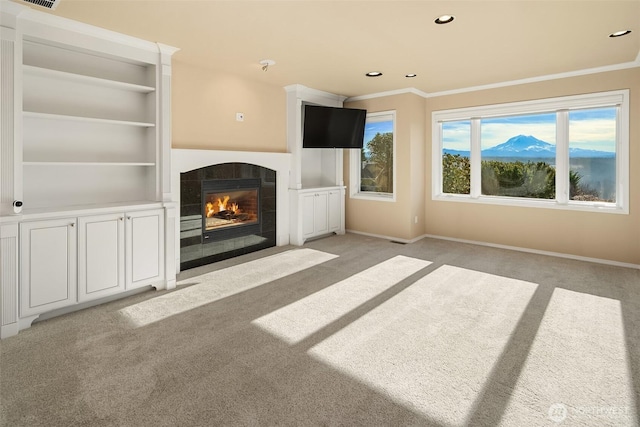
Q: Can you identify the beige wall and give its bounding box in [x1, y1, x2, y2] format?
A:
[346, 68, 639, 265]
[344, 93, 426, 241]
[425, 68, 640, 265]
[171, 61, 287, 152]
[170, 59, 638, 264]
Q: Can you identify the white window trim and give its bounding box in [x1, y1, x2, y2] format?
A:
[432, 90, 629, 214]
[350, 110, 397, 202]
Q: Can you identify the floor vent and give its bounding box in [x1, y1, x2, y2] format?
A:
[22, 0, 60, 9]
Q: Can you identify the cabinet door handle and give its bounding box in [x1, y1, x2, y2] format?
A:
[127, 216, 132, 220]
[69, 223, 75, 227]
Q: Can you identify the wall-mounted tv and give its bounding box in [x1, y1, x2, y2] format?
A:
[302, 104, 367, 149]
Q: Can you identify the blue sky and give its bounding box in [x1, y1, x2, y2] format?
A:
[364, 120, 393, 144]
[363, 119, 393, 155]
[442, 107, 616, 152]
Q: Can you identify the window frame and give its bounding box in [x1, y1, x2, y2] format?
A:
[432, 90, 629, 214]
[350, 110, 397, 202]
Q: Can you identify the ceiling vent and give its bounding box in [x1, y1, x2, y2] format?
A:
[22, 0, 60, 9]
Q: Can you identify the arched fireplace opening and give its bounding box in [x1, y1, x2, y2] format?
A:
[180, 163, 276, 270]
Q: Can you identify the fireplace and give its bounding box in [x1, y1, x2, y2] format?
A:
[202, 178, 261, 241]
[178, 161, 280, 271]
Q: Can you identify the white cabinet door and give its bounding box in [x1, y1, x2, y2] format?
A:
[20, 218, 77, 317]
[301, 191, 331, 238]
[77, 213, 125, 302]
[327, 190, 341, 232]
[314, 191, 329, 235]
[301, 193, 316, 237]
[292, 186, 345, 245]
[126, 209, 164, 289]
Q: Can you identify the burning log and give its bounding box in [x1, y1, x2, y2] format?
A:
[213, 210, 233, 220]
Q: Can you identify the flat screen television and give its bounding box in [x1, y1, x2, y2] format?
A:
[302, 105, 366, 149]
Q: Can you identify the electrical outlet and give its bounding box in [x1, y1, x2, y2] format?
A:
[236, 112, 244, 122]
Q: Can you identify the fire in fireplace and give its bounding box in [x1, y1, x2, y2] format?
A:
[204, 189, 259, 231]
[202, 178, 261, 241]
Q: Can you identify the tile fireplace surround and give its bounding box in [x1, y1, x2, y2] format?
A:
[172, 149, 291, 272]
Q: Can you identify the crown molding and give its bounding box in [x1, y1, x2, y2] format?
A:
[346, 87, 428, 102]
[284, 84, 347, 103]
[346, 58, 640, 102]
[426, 60, 640, 98]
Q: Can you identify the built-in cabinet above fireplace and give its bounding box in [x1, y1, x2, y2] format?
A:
[0, 2, 177, 338]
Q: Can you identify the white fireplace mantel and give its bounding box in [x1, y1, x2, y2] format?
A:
[172, 148, 292, 272]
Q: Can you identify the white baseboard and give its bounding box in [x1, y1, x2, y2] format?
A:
[165, 278, 177, 290]
[345, 229, 640, 269]
[0, 322, 19, 339]
[422, 233, 640, 270]
[345, 229, 425, 244]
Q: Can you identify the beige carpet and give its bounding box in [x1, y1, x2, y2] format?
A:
[120, 248, 337, 327]
[1, 233, 639, 426]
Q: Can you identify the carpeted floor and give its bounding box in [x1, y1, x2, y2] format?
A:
[1, 233, 639, 426]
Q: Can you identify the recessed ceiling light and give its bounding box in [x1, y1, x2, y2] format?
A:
[405, 73, 417, 78]
[365, 71, 383, 77]
[609, 29, 632, 38]
[435, 15, 454, 24]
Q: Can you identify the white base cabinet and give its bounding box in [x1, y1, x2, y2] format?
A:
[126, 209, 165, 290]
[302, 191, 328, 237]
[327, 190, 342, 233]
[291, 186, 345, 245]
[20, 218, 77, 317]
[20, 208, 165, 321]
[78, 213, 125, 303]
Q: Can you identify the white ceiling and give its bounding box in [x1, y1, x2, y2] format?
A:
[36, 0, 640, 98]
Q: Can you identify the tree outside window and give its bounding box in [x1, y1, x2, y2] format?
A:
[353, 111, 395, 198]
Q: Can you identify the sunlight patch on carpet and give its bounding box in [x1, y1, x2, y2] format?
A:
[251, 255, 431, 344]
[498, 288, 636, 426]
[118, 248, 338, 328]
[308, 264, 538, 426]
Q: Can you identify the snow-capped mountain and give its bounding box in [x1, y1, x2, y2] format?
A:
[483, 135, 555, 157]
[443, 134, 614, 158]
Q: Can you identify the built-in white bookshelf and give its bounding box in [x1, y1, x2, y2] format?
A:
[0, 1, 178, 339]
[21, 39, 159, 211]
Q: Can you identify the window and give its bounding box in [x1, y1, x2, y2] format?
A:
[350, 111, 396, 201]
[569, 107, 617, 202]
[442, 120, 471, 195]
[480, 112, 557, 199]
[433, 90, 629, 213]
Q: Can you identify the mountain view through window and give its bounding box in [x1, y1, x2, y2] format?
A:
[442, 107, 616, 202]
